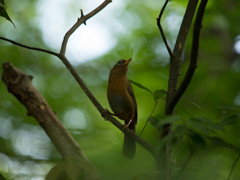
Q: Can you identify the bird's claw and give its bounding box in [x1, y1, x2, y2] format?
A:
[101, 108, 115, 120]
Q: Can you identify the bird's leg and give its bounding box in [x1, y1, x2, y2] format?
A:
[123, 119, 132, 130]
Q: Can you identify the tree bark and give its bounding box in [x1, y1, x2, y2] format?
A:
[2, 62, 98, 180]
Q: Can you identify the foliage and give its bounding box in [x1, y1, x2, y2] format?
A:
[0, 0, 240, 180]
[0, 0, 15, 27]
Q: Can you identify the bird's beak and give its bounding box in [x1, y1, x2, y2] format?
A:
[124, 58, 132, 65]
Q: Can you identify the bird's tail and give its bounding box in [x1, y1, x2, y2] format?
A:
[122, 120, 136, 159]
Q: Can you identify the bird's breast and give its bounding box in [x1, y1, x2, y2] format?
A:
[108, 93, 134, 121]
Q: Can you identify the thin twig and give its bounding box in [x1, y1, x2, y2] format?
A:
[60, 0, 112, 55]
[156, 0, 173, 57]
[140, 101, 158, 136]
[176, 143, 194, 179]
[227, 154, 240, 180]
[0, 36, 59, 57]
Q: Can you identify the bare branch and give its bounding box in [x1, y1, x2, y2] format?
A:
[227, 154, 240, 180]
[102, 112, 157, 158]
[57, 56, 157, 157]
[156, 0, 173, 57]
[163, 0, 199, 138]
[168, 0, 208, 112]
[1, 62, 98, 179]
[0, 0, 157, 159]
[0, 36, 59, 57]
[140, 101, 158, 136]
[60, 0, 112, 55]
[177, 143, 194, 179]
[0, 41, 157, 159]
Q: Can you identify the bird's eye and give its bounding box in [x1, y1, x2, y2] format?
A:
[116, 60, 124, 65]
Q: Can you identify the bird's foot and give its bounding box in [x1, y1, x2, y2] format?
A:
[122, 119, 132, 131]
[101, 108, 115, 120]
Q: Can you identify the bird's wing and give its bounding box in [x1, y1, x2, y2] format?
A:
[127, 80, 137, 124]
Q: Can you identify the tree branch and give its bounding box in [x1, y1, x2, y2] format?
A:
[57, 55, 157, 158]
[0, 38, 157, 160]
[1, 62, 98, 179]
[227, 154, 240, 180]
[156, 0, 173, 57]
[0, 0, 156, 160]
[168, 0, 208, 113]
[0, 36, 59, 57]
[163, 0, 199, 137]
[158, 1, 203, 178]
[60, 0, 112, 55]
[163, 0, 208, 138]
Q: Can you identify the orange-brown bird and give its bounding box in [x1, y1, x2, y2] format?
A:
[107, 58, 137, 158]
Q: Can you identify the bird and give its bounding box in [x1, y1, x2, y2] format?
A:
[107, 58, 137, 158]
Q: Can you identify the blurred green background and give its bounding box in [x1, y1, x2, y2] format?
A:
[0, 0, 240, 179]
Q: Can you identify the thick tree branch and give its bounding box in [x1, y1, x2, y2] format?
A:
[156, 0, 173, 57]
[163, 0, 199, 137]
[1, 62, 86, 159]
[166, 0, 199, 113]
[168, 0, 208, 112]
[158, 1, 203, 179]
[1, 62, 98, 179]
[60, 0, 112, 55]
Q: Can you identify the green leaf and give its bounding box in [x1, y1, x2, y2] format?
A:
[208, 136, 240, 152]
[189, 131, 206, 149]
[188, 117, 221, 135]
[157, 125, 187, 149]
[0, 0, 5, 7]
[218, 114, 240, 127]
[129, 79, 153, 94]
[153, 89, 167, 102]
[0, 1, 15, 27]
[149, 115, 181, 130]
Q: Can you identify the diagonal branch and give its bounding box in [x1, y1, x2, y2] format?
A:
[0, 36, 59, 57]
[0, 24, 156, 161]
[1, 62, 99, 180]
[1, 62, 85, 159]
[156, 0, 173, 57]
[60, 0, 112, 55]
[0, 0, 157, 159]
[227, 154, 240, 180]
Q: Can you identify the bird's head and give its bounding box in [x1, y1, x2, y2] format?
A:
[110, 58, 132, 75]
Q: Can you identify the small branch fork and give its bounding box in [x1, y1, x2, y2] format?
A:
[0, 0, 157, 159]
[168, 0, 208, 113]
[157, 0, 208, 137]
[60, 0, 112, 55]
[156, 0, 173, 58]
[156, 1, 208, 179]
